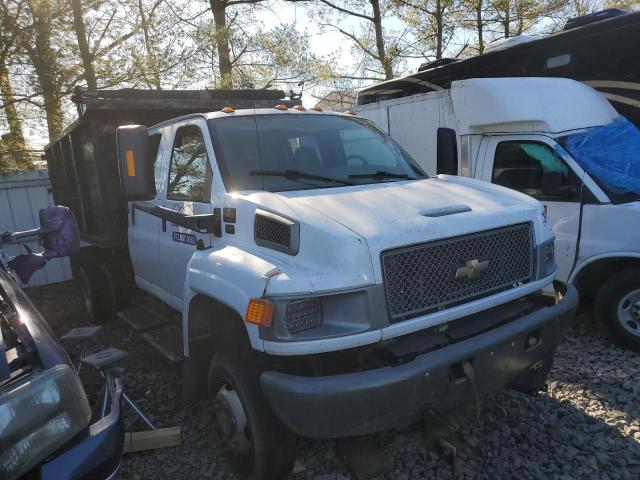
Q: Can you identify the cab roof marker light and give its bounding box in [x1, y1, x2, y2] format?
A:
[345, 111, 356, 115]
[310, 106, 323, 111]
[221, 106, 235, 113]
[274, 104, 288, 111]
[293, 105, 306, 111]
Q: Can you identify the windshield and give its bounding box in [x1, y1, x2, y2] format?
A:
[208, 114, 426, 192]
[558, 116, 640, 203]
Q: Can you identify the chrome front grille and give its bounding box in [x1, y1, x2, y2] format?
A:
[381, 223, 533, 322]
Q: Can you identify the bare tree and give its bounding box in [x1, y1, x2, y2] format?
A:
[70, 0, 97, 89]
[459, 0, 492, 53]
[394, 0, 461, 60]
[22, 0, 65, 139]
[0, 0, 28, 167]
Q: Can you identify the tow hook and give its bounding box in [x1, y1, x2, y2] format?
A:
[530, 359, 544, 370]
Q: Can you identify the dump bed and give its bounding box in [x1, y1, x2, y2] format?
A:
[44, 88, 299, 247]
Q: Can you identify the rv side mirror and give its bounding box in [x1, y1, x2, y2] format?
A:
[116, 125, 156, 201]
[436, 128, 458, 175]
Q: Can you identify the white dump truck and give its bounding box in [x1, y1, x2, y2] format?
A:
[45, 87, 577, 479]
[357, 77, 640, 351]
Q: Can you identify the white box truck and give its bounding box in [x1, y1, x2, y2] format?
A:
[357, 76, 640, 350]
[45, 88, 577, 479]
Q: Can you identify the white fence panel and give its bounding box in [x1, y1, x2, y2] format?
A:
[0, 169, 72, 286]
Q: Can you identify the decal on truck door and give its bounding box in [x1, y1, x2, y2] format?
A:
[173, 231, 196, 245]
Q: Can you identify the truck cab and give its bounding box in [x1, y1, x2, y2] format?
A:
[47, 89, 577, 480]
[117, 104, 577, 478]
[357, 77, 640, 350]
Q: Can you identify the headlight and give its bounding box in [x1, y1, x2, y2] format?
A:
[0, 364, 91, 480]
[285, 298, 322, 333]
[536, 239, 557, 279]
[544, 242, 555, 262]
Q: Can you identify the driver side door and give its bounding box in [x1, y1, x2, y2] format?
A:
[156, 120, 215, 309]
[479, 135, 585, 282]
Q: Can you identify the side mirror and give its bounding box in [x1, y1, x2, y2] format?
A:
[436, 128, 458, 175]
[116, 125, 156, 201]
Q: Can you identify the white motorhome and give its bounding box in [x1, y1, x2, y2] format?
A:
[357, 77, 640, 350]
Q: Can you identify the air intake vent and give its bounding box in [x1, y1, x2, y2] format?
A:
[254, 210, 300, 255]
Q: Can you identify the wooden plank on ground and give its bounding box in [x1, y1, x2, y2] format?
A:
[123, 427, 182, 454]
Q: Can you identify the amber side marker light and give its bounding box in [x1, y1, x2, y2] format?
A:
[221, 106, 235, 113]
[245, 298, 275, 327]
[274, 104, 288, 110]
[293, 105, 306, 111]
[125, 149, 136, 177]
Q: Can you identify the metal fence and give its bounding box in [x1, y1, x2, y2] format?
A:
[0, 168, 72, 286]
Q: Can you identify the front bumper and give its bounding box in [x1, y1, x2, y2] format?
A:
[261, 282, 578, 438]
[39, 378, 125, 480]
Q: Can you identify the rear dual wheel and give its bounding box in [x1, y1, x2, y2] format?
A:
[76, 264, 114, 323]
[208, 353, 296, 480]
[76, 261, 131, 323]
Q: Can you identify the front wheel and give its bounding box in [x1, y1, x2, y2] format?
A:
[595, 268, 640, 351]
[208, 354, 296, 480]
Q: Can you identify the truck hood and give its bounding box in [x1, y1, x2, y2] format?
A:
[276, 176, 547, 282]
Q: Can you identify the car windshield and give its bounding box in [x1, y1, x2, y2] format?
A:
[208, 113, 427, 192]
[558, 116, 640, 204]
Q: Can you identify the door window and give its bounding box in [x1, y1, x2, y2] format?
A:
[167, 125, 212, 202]
[492, 141, 579, 201]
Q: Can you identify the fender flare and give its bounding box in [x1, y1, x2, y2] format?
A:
[569, 251, 640, 284]
[181, 269, 261, 357]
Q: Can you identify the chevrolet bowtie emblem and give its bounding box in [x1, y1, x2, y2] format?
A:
[455, 259, 489, 280]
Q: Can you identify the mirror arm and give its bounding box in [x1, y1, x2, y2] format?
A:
[132, 202, 221, 236]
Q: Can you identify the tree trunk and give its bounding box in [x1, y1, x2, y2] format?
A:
[27, 0, 64, 140]
[71, 0, 97, 89]
[476, 0, 484, 53]
[503, 1, 510, 38]
[210, 0, 233, 88]
[370, 0, 392, 80]
[435, 0, 443, 59]
[0, 55, 28, 165]
[138, 0, 161, 89]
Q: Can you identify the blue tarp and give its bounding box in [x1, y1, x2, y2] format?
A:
[562, 116, 640, 195]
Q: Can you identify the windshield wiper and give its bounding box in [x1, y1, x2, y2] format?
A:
[250, 170, 354, 186]
[349, 170, 416, 181]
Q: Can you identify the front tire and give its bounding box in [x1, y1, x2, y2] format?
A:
[208, 353, 296, 480]
[595, 268, 640, 351]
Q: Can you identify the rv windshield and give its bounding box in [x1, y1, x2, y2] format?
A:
[559, 117, 640, 203]
[208, 114, 426, 192]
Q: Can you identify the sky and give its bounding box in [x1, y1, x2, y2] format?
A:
[255, 1, 424, 105]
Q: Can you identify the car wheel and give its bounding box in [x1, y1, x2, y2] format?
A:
[595, 268, 640, 351]
[208, 353, 296, 480]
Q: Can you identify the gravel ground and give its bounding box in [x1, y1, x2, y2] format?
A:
[27, 281, 640, 480]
